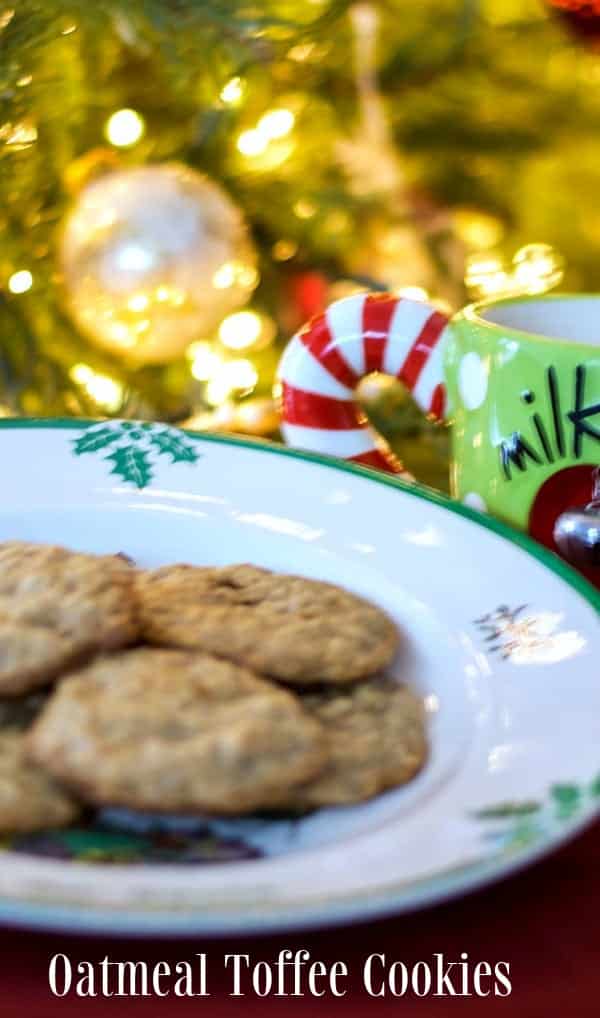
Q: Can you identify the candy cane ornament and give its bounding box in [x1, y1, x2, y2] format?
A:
[277, 292, 451, 474]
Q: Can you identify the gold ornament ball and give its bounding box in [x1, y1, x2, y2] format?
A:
[59, 163, 258, 365]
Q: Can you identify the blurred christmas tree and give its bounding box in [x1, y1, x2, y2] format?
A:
[0, 0, 599, 485]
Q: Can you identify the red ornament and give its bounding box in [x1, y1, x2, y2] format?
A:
[528, 464, 599, 587]
[289, 272, 329, 322]
[545, 1, 600, 47]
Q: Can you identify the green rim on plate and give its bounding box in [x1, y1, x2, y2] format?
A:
[0, 416, 597, 612]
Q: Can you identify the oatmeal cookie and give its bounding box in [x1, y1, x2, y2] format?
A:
[285, 677, 426, 808]
[29, 647, 328, 814]
[0, 728, 80, 832]
[0, 541, 138, 695]
[135, 564, 398, 684]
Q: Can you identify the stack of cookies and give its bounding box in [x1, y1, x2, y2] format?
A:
[0, 542, 427, 834]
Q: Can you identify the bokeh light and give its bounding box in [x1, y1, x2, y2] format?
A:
[8, 269, 33, 294]
[397, 285, 429, 301]
[105, 109, 145, 148]
[205, 359, 258, 405]
[188, 341, 221, 381]
[237, 130, 268, 156]
[219, 310, 262, 349]
[257, 108, 295, 140]
[70, 363, 123, 411]
[220, 77, 244, 105]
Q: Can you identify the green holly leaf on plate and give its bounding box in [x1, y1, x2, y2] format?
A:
[73, 427, 120, 455]
[502, 820, 541, 853]
[149, 429, 200, 464]
[106, 446, 153, 489]
[472, 801, 541, 820]
[550, 783, 581, 820]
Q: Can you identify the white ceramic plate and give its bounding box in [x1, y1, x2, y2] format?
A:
[0, 418, 598, 936]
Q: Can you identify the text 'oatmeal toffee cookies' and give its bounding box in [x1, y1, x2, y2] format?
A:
[29, 648, 328, 815]
[0, 728, 81, 833]
[284, 677, 427, 810]
[135, 564, 399, 684]
[0, 541, 138, 695]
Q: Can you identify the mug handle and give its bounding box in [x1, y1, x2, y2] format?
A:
[276, 292, 451, 474]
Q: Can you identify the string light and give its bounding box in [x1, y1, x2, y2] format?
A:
[257, 108, 295, 140]
[464, 244, 564, 299]
[512, 243, 564, 294]
[252, 139, 295, 170]
[212, 261, 259, 291]
[220, 77, 244, 105]
[70, 364, 123, 411]
[237, 108, 295, 163]
[127, 293, 150, 312]
[224, 359, 258, 389]
[188, 341, 220, 381]
[8, 269, 33, 294]
[237, 129, 268, 157]
[104, 322, 136, 349]
[464, 253, 509, 297]
[272, 239, 298, 261]
[239, 265, 259, 288]
[105, 108, 145, 148]
[219, 311, 262, 349]
[205, 359, 258, 405]
[205, 377, 232, 406]
[212, 263, 237, 289]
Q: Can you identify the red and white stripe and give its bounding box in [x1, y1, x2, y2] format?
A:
[277, 292, 450, 474]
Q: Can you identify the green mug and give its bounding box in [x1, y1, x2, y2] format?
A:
[278, 292, 600, 581]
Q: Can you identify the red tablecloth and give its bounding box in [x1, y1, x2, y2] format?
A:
[0, 822, 597, 1017]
